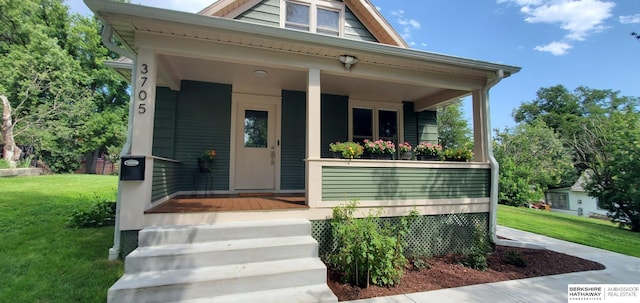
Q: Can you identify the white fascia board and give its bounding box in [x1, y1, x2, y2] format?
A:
[84, 0, 521, 76]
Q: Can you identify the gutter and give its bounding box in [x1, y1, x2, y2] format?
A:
[83, 0, 520, 76]
[485, 70, 545, 250]
[102, 25, 137, 261]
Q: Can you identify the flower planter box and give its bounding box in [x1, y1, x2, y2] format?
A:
[197, 159, 212, 172]
[368, 153, 393, 160]
[416, 155, 440, 161]
[445, 157, 469, 162]
[400, 152, 413, 160]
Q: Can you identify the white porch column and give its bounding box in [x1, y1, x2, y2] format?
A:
[306, 68, 322, 207]
[119, 48, 157, 230]
[306, 68, 321, 159]
[472, 89, 488, 162]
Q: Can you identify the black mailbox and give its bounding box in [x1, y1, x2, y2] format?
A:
[120, 156, 145, 181]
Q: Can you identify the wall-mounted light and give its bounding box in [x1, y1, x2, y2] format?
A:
[338, 55, 358, 70]
[254, 70, 268, 78]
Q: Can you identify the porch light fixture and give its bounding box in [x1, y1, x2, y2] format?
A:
[254, 70, 268, 78]
[339, 55, 358, 70]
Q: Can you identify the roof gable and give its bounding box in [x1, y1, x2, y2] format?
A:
[198, 0, 408, 48]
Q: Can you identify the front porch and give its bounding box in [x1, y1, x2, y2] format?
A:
[90, 1, 519, 258]
[146, 193, 308, 213]
[142, 159, 492, 228]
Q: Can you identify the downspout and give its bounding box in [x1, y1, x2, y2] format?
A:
[102, 25, 138, 261]
[484, 70, 545, 250]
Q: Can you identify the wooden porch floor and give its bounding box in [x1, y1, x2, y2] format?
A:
[145, 194, 308, 213]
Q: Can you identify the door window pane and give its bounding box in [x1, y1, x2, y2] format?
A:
[286, 2, 310, 31]
[352, 108, 373, 144]
[244, 110, 268, 148]
[378, 110, 397, 140]
[317, 8, 339, 36]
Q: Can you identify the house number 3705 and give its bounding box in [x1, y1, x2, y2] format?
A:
[137, 63, 149, 114]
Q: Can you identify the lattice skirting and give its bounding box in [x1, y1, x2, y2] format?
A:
[120, 230, 139, 258]
[119, 212, 489, 259]
[311, 212, 489, 258]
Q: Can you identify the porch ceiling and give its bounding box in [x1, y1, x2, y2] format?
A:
[87, 0, 520, 108]
[158, 54, 445, 103]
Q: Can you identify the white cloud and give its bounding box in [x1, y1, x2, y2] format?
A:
[619, 14, 640, 24]
[534, 41, 573, 55]
[390, 10, 421, 40]
[499, 0, 615, 55]
[521, 0, 614, 41]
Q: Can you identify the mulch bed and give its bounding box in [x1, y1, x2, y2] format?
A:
[327, 245, 605, 301]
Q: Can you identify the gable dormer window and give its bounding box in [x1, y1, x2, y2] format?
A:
[283, 0, 343, 37]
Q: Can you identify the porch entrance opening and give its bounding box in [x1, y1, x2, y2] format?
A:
[145, 193, 307, 213]
[234, 102, 277, 190]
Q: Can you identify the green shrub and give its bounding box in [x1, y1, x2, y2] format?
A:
[19, 156, 34, 168]
[460, 228, 491, 271]
[0, 157, 33, 169]
[504, 250, 527, 267]
[67, 197, 116, 228]
[411, 257, 430, 270]
[329, 200, 417, 288]
[0, 159, 10, 169]
[461, 253, 488, 271]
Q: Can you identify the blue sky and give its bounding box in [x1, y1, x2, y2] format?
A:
[67, 0, 640, 129]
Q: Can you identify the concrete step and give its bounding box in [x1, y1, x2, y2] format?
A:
[168, 284, 338, 303]
[138, 219, 311, 246]
[125, 236, 319, 273]
[108, 258, 329, 303]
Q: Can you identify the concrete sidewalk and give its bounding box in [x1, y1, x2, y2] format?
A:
[344, 226, 640, 303]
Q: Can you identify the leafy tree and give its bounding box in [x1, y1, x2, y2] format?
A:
[512, 84, 640, 230]
[513, 85, 638, 173]
[65, 14, 128, 173]
[513, 85, 583, 141]
[574, 111, 640, 232]
[0, 0, 128, 172]
[494, 119, 574, 206]
[0, 20, 92, 169]
[437, 100, 471, 149]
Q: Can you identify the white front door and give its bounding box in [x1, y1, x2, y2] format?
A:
[235, 102, 277, 190]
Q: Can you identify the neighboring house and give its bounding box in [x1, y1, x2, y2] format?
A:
[86, 0, 520, 300]
[546, 172, 608, 217]
[85, 0, 520, 256]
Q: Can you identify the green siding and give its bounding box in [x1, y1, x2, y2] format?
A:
[236, 1, 378, 42]
[344, 7, 377, 42]
[236, 0, 280, 27]
[153, 87, 177, 159]
[321, 94, 349, 158]
[417, 110, 438, 144]
[322, 166, 490, 201]
[403, 102, 418, 147]
[281, 90, 306, 190]
[152, 88, 181, 199]
[151, 160, 181, 201]
[174, 80, 232, 192]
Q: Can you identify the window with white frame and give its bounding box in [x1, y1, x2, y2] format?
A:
[283, 0, 343, 36]
[349, 100, 403, 146]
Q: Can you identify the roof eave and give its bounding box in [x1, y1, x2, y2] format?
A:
[84, 0, 520, 76]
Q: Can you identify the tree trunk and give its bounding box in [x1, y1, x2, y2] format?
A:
[84, 150, 100, 174]
[1, 95, 22, 167]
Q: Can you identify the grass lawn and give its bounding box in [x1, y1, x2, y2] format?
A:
[498, 204, 640, 258]
[0, 174, 123, 303]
